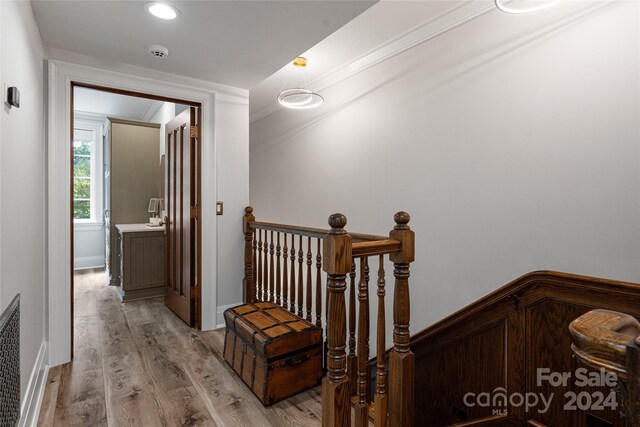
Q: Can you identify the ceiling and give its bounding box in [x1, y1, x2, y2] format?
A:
[249, 0, 595, 121]
[249, 0, 463, 119]
[30, 0, 377, 89]
[74, 87, 163, 120]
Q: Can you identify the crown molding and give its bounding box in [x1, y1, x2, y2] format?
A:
[74, 110, 108, 123]
[47, 48, 249, 99]
[250, 0, 495, 123]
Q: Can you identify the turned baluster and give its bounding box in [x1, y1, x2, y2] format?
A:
[290, 234, 296, 313]
[257, 229, 263, 302]
[306, 237, 313, 322]
[268, 231, 275, 302]
[324, 277, 329, 370]
[322, 213, 352, 427]
[283, 234, 289, 310]
[355, 257, 370, 427]
[347, 261, 357, 395]
[315, 239, 323, 328]
[629, 339, 640, 426]
[298, 236, 304, 317]
[243, 207, 255, 303]
[388, 212, 415, 427]
[375, 255, 388, 427]
[263, 231, 269, 303]
[276, 233, 282, 306]
[253, 231, 257, 300]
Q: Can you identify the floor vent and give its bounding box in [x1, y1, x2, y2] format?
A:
[0, 295, 20, 427]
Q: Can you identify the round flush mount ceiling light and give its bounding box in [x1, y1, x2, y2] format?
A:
[144, 2, 180, 20]
[495, 0, 560, 13]
[278, 88, 324, 110]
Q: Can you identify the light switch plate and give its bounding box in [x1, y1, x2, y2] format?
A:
[216, 201, 223, 215]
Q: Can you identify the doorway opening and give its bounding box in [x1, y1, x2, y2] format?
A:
[70, 82, 203, 357]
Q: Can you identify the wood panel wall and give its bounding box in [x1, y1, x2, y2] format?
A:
[410, 271, 640, 427]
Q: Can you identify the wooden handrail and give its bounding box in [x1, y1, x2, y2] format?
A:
[242, 207, 415, 427]
[249, 220, 327, 238]
[570, 310, 640, 426]
[569, 309, 640, 379]
[410, 270, 640, 348]
[249, 220, 392, 243]
[352, 239, 401, 257]
[404, 270, 640, 425]
[250, 221, 403, 260]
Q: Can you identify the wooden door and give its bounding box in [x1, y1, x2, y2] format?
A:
[165, 107, 198, 326]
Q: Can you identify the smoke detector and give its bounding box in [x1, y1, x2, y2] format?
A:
[148, 45, 169, 59]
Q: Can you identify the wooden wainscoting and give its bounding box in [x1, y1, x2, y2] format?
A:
[410, 271, 640, 427]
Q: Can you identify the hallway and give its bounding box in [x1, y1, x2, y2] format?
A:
[37, 270, 322, 426]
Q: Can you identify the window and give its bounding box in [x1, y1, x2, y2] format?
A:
[73, 118, 103, 223]
[73, 139, 92, 219]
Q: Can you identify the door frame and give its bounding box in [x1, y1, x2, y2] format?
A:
[70, 82, 202, 354]
[48, 59, 247, 366]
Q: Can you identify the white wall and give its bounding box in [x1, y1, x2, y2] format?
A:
[46, 50, 249, 365]
[250, 2, 640, 335]
[215, 91, 250, 313]
[73, 224, 104, 269]
[150, 101, 175, 160]
[0, 0, 47, 418]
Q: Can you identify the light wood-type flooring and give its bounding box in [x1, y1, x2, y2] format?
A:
[37, 269, 323, 426]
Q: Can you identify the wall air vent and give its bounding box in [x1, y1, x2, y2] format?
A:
[148, 44, 169, 59]
[0, 294, 20, 427]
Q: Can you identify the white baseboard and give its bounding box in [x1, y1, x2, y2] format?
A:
[73, 255, 105, 270]
[19, 340, 48, 427]
[216, 302, 242, 329]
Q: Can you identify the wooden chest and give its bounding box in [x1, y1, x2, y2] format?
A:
[223, 302, 323, 406]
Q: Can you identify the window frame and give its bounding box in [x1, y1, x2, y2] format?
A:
[73, 117, 104, 225]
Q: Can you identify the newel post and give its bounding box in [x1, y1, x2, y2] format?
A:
[322, 213, 352, 427]
[243, 206, 256, 303]
[628, 338, 640, 426]
[388, 212, 415, 427]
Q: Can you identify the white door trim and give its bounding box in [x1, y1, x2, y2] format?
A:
[47, 59, 247, 366]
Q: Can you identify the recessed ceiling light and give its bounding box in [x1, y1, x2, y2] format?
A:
[144, 2, 180, 20]
[495, 0, 560, 13]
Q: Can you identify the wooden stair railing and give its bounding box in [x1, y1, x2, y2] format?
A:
[404, 271, 640, 426]
[570, 310, 640, 426]
[242, 207, 415, 427]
